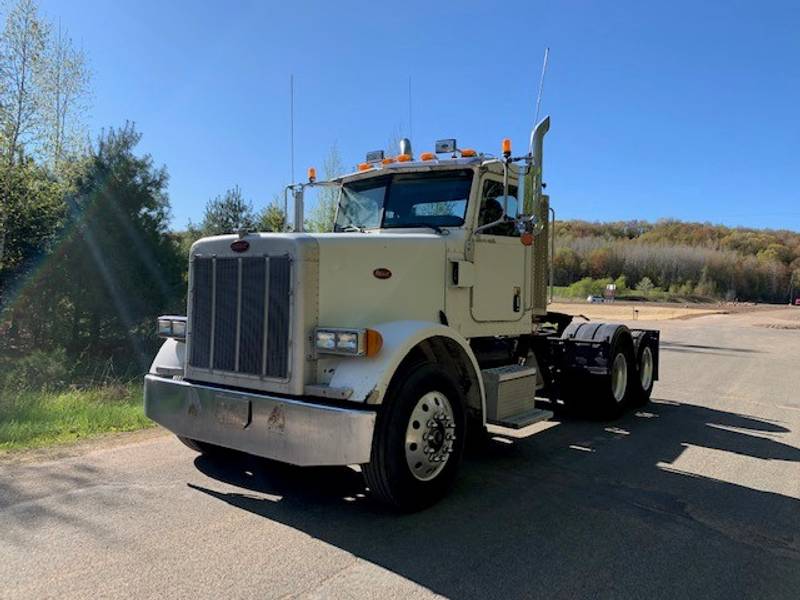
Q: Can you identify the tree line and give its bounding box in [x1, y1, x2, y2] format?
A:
[553, 219, 800, 303]
[0, 1, 345, 388]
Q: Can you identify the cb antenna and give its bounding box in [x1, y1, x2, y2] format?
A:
[289, 74, 295, 185]
[408, 75, 413, 140]
[533, 47, 550, 128]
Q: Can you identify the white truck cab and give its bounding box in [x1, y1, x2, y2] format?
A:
[145, 117, 660, 510]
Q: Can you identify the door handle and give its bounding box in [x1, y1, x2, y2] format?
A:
[513, 287, 521, 312]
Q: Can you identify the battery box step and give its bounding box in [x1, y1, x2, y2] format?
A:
[487, 407, 554, 430]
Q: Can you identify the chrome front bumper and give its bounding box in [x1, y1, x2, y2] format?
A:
[144, 375, 375, 466]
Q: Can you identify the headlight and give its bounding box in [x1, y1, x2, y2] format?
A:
[314, 328, 383, 357]
[315, 330, 336, 351]
[157, 316, 187, 341]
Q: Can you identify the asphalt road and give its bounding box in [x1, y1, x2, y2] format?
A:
[2, 308, 799, 599]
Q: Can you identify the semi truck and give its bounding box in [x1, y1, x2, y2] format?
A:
[145, 116, 660, 511]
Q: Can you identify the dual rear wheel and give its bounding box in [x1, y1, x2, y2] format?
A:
[561, 323, 655, 418]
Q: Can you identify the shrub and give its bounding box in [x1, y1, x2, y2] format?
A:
[636, 277, 655, 294]
[0, 348, 70, 393]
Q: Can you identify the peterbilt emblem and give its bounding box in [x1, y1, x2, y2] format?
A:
[230, 240, 250, 253]
[373, 268, 392, 279]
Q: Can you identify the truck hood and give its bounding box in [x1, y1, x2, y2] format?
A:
[188, 231, 448, 330]
[313, 232, 447, 328]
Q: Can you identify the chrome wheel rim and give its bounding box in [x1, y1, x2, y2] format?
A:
[405, 391, 455, 481]
[640, 346, 654, 391]
[611, 353, 628, 403]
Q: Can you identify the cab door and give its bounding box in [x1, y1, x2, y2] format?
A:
[470, 178, 530, 322]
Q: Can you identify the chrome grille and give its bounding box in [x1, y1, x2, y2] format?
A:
[189, 255, 291, 379]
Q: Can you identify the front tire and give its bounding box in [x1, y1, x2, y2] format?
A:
[176, 436, 224, 456]
[363, 363, 466, 512]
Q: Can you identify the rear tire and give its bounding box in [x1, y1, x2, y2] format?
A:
[588, 330, 635, 419]
[363, 363, 466, 512]
[631, 342, 655, 406]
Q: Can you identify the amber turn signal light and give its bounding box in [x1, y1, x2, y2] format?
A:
[365, 329, 383, 357]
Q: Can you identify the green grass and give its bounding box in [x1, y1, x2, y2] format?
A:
[0, 383, 154, 453]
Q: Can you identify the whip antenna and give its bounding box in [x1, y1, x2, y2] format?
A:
[533, 47, 550, 128]
[289, 74, 295, 185]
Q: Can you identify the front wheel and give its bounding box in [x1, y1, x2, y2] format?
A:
[176, 436, 224, 456]
[363, 364, 466, 511]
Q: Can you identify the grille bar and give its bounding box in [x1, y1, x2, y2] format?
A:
[189, 254, 290, 379]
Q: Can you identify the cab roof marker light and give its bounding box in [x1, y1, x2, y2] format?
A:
[357, 162, 372, 172]
[396, 154, 412, 162]
[420, 151, 437, 161]
[460, 148, 477, 157]
[381, 157, 396, 165]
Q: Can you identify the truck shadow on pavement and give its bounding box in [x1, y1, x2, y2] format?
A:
[189, 400, 800, 599]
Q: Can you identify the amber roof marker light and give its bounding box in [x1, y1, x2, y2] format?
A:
[502, 138, 512, 158]
[307, 167, 317, 183]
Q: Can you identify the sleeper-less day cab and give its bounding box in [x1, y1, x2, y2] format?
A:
[145, 117, 660, 510]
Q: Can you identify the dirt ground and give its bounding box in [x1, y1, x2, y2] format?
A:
[548, 300, 794, 322]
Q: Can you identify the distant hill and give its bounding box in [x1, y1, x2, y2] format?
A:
[552, 219, 800, 304]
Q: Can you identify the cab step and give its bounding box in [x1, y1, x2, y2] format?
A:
[487, 408, 554, 430]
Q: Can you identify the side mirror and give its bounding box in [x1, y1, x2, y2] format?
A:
[495, 196, 518, 218]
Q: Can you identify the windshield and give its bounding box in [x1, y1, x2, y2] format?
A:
[334, 170, 473, 231]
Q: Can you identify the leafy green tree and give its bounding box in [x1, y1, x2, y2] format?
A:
[635, 276, 655, 294]
[256, 196, 287, 232]
[694, 266, 717, 298]
[26, 123, 183, 367]
[305, 143, 343, 232]
[197, 185, 256, 236]
[0, 0, 48, 165]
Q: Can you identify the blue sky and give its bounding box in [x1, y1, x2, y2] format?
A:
[40, 0, 800, 231]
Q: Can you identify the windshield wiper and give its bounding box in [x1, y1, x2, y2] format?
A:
[341, 224, 366, 232]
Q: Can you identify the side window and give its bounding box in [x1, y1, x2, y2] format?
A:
[478, 180, 519, 237]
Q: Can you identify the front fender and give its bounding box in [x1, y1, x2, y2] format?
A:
[325, 320, 485, 409]
[149, 338, 186, 377]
